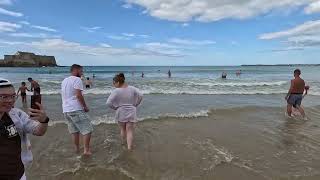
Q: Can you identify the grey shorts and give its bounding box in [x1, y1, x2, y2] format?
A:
[287, 94, 303, 108]
[64, 110, 93, 135]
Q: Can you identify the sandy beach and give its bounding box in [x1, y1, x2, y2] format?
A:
[26, 103, 320, 180]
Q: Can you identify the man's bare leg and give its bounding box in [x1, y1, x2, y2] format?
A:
[83, 133, 92, 155]
[296, 105, 306, 118]
[287, 104, 293, 117]
[126, 122, 134, 150]
[72, 133, 80, 153]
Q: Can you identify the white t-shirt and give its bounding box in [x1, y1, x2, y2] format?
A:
[61, 76, 84, 113]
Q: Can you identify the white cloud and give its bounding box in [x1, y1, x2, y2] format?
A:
[0, 7, 23, 17]
[19, 21, 30, 25]
[0, 0, 13, 5]
[122, 3, 133, 9]
[136, 42, 185, 57]
[182, 23, 189, 27]
[138, 34, 150, 38]
[0, 39, 27, 45]
[107, 35, 131, 40]
[100, 43, 112, 48]
[122, 33, 136, 37]
[0, 21, 21, 32]
[31, 25, 57, 32]
[81, 26, 102, 33]
[305, 1, 320, 14]
[259, 20, 320, 40]
[125, 0, 316, 22]
[169, 38, 216, 46]
[260, 19, 320, 49]
[9, 32, 60, 39]
[0, 38, 183, 57]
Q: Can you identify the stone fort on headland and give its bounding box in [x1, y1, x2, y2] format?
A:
[0, 51, 57, 67]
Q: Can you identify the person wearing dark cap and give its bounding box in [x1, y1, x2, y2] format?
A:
[0, 78, 49, 180]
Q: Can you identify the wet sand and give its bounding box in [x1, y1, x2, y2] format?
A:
[27, 106, 320, 180]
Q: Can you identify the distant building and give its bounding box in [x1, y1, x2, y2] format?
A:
[0, 51, 57, 67]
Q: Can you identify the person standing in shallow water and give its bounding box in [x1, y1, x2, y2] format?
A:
[106, 73, 143, 150]
[61, 64, 93, 156]
[285, 69, 307, 119]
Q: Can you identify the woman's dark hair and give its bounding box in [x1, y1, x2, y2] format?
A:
[113, 73, 125, 84]
[21, 82, 26, 85]
[294, 69, 301, 75]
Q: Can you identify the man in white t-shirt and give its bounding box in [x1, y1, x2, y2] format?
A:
[61, 64, 93, 156]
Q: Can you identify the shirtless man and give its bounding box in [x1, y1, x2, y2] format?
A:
[285, 69, 307, 118]
[27, 78, 40, 95]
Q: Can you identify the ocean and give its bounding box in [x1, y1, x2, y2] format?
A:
[1, 65, 320, 180]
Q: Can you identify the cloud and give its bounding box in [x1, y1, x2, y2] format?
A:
[100, 43, 112, 48]
[305, 1, 320, 14]
[0, 39, 27, 45]
[31, 25, 57, 32]
[107, 35, 131, 40]
[182, 23, 189, 27]
[81, 26, 102, 33]
[138, 34, 150, 38]
[136, 42, 185, 57]
[0, 38, 184, 57]
[0, 21, 21, 32]
[0, 0, 13, 5]
[259, 20, 320, 40]
[169, 38, 216, 46]
[122, 33, 136, 37]
[259, 47, 305, 53]
[122, 3, 133, 9]
[0, 7, 23, 17]
[19, 21, 30, 25]
[125, 0, 316, 22]
[9, 32, 61, 39]
[260, 19, 320, 49]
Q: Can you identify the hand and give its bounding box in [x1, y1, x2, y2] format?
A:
[84, 106, 89, 112]
[28, 102, 48, 123]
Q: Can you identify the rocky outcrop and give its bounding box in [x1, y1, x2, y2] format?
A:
[0, 51, 57, 67]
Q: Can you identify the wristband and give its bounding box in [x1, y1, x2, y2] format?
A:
[41, 117, 50, 124]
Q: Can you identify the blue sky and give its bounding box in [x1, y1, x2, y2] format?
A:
[0, 0, 320, 66]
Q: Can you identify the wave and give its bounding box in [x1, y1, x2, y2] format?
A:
[49, 110, 210, 126]
[39, 89, 320, 96]
[187, 81, 287, 87]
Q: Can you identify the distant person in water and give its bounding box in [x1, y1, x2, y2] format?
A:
[168, 70, 171, 78]
[85, 77, 93, 89]
[17, 82, 29, 104]
[141, 72, 144, 78]
[236, 70, 242, 77]
[221, 72, 227, 79]
[27, 78, 40, 95]
[285, 69, 307, 119]
[92, 74, 96, 79]
[106, 73, 143, 150]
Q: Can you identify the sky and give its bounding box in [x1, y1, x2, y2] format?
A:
[0, 0, 320, 66]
